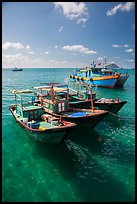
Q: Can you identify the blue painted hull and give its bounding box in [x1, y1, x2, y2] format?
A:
[70, 75, 118, 88]
[86, 78, 118, 88]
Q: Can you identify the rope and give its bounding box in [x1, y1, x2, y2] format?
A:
[109, 111, 135, 119]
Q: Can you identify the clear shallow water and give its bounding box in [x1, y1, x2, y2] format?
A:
[2, 68, 135, 202]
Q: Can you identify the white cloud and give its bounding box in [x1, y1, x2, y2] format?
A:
[63, 45, 97, 55]
[45, 51, 49, 55]
[120, 2, 135, 12]
[58, 26, 64, 32]
[126, 48, 133, 52]
[114, 56, 120, 59]
[25, 45, 31, 50]
[2, 53, 69, 68]
[112, 44, 121, 48]
[2, 42, 24, 50]
[107, 2, 135, 16]
[97, 57, 103, 61]
[28, 51, 34, 54]
[123, 44, 129, 47]
[126, 59, 134, 62]
[53, 2, 88, 25]
[54, 45, 58, 48]
[107, 4, 122, 16]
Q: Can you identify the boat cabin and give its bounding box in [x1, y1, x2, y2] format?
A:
[10, 90, 44, 121]
[33, 85, 69, 114]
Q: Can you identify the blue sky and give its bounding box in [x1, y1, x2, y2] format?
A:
[2, 2, 135, 68]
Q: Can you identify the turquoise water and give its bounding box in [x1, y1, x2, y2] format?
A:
[2, 68, 135, 202]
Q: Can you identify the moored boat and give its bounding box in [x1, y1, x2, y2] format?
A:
[9, 90, 76, 144]
[116, 73, 129, 86]
[70, 68, 120, 88]
[89, 66, 129, 87]
[93, 98, 127, 113]
[33, 84, 109, 129]
[69, 87, 127, 113]
[12, 67, 23, 71]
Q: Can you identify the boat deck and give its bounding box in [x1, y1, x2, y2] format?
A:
[60, 111, 89, 117]
[23, 104, 42, 111]
[39, 121, 56, 129]
[13, 110, 60, 129]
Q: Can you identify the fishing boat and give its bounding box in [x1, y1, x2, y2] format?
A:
[98, 68, 129, 87]
[70, 97, 127, 114]
[68, 83, 96, 109]
[33, 84, 109, 129]
[116, 73, 129, 86]
[90, 60, 129, 87]
[68, 85, 127, 113]
[93, 98, 127, 113]
[12, 67, 23, 71]
[69, 68, 120, 88]
[9, 89, 76, 144]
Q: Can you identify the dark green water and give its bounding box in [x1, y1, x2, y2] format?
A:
[2, 68, 135, 202]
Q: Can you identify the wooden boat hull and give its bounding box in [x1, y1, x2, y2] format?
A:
[9, 105, 76, 144]
[45, 109, 108, 129]
[116, 74, 129, 86]
[93, 100, 127, 113]
[12, 68, 23, 71]
[69, 97, 127, 113]
[69, 100, 91, 109]
[70, 74, 119, 88]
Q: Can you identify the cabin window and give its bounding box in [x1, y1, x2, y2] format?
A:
[62, 103, 65, 111]
[58, 102, 65, 112]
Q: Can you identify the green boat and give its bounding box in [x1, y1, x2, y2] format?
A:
[68, 86, 127, 113]
[9, 90, 76, 144]
[33, 84, 108, 129]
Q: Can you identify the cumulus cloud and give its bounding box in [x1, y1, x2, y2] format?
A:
[58, 26, 64, 32]
[112, 44, 130, 48]
[107, 4, 122, 16]
[63, 45, 97, 55]
[2, 53, 69, 68]
[54, 45, 58, 48]
[53, 2, 88, 25]
[2, 42, 32, 52]
[25, 45, 31, 50]
[112, 44, 121, 48]
[120, 2, 135, 12]
[28, 51, 34, 54]
[126, 59, 134, 62]
[107, 2, 135, 16]
[2, 42, 24, 50]
[45, 51, 49, 55]
[123, 44, 129, 47]
[126, 48, 133, 52]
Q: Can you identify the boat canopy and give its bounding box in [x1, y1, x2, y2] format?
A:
[33, 86, 68, 92]
[9, 89, 34, 94]
[33, 85, 51, 90]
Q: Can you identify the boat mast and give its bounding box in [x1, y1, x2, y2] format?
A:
[104, 57, 107, 68]
[90, 85, 94, 112]
[51, 84, 54, 112]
